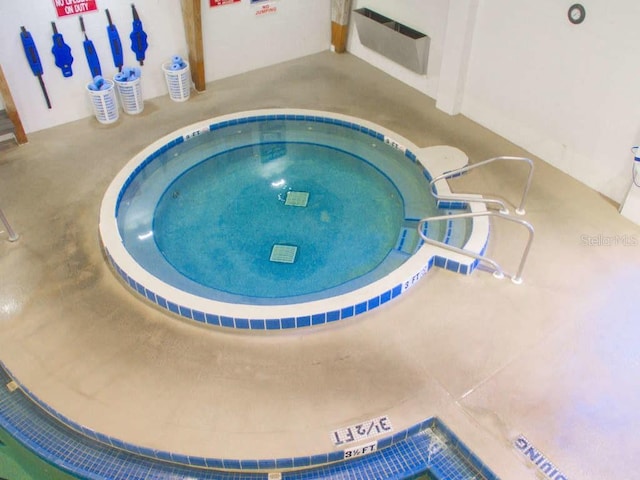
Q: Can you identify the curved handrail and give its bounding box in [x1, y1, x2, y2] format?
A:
[430, 156, 534, 215]
[418, 211, 534, 284]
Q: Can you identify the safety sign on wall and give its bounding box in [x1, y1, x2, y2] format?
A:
[210, 0, 241, 6]
[252, 0, 277, 16]
[52, 0, 98, 17]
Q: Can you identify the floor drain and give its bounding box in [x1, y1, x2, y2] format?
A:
[270, 244, 298, 263]
[285, 191, 309, 207]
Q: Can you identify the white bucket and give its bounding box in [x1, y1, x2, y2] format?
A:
[86, 80, 119, 124]
[162, 61, 191, 102]
[114, 76, 144, 115]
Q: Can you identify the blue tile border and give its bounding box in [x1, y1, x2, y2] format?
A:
[106, 112, 488, 331]
[0, 360, 499, 480]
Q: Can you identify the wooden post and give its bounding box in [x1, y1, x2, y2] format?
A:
[331, 0, 352, 53]
[0, 64, 28, 145]
[181, 0, 206, 92]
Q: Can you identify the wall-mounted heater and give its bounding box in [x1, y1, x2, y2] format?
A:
[353, 7, 430, 74]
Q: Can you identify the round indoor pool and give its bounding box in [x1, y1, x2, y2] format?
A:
[100, 109, 474, 329]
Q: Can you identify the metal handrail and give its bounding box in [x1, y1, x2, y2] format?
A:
[0, 208, 19, 242]
[418, 211, 534, 284]
[430, 156, 534, 215]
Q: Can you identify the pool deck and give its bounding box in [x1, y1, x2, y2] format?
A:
[1, 51, 639, 479]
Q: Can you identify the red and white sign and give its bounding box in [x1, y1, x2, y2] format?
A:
[210, 0, 240, 6]
[53, 0, 97, 17]
[255, 2, 277, 16]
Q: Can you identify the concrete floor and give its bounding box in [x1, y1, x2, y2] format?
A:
[1, 51, 639, 479]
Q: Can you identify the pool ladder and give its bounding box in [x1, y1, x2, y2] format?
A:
[418, 156, 535, 284]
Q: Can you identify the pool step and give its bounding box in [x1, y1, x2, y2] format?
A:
[399, 212, 470, 255]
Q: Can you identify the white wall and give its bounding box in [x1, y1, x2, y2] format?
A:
[0, 0, 330, 134]
[347, 0, 450, 99]
[462, 0, 640, 204]
[203, 0, 330, 81]
[346, 0, 640, 207]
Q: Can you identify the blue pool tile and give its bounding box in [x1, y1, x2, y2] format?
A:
[266, 318, 281, 330]
[293, 456, 311, 468]
[327, 310, 340, 322]
[250, 319, 265, 330]
[377, 436, 393, 449]
[355, 302, 367, 314]
[392, 431, 408, 444]
[310, 453, 328, 465]
[392, 284, 403, 298]
[434, 256, 446, 268]
[155, 450, 172, 462]
[144, 289, 156, 303]
[222, 458, 241, 470]
[368, 297, 380, 310]
[341, 306, 354, 319]
[296, 316, 311, 328]
[281, 317, 296, 329]
[192, 310, 205, 322]
[220, 316, 234, 328]
[167, 302, 180, 315]
[328, 450, 344, 462]
[311, 313, 326, 325]
[178, 306, 193, 318]
[380, 290, 392, 304]
[234, 318, 250, 329]
[205, 457, 224, 469]
[257, 459, 277, 469]
[445, 260, 460, 273]
[110, 437, 126, 450]
[240, 459, 259, 469]
[205, 313, 220, 325]
[275, 457, 294, 469]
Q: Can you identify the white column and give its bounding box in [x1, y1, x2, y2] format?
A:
[436, 0, 479, 115]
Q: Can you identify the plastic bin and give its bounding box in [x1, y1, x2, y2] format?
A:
[86, 80, 119, 124]
[114, 76, 144, 115]
[162, 61, 191, 102]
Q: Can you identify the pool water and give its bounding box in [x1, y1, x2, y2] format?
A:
[153, 142, 404, 299]
[115, 114, 444, 308]
[0, 426, 78, 480]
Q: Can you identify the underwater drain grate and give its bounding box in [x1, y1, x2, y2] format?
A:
[285, 191, 309, 207]
[270, 244, 298, 264]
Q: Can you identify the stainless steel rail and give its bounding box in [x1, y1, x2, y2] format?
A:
[418, 211, 535, 284]
[429, 156, 534, 215]
[0, 208, 19, 242]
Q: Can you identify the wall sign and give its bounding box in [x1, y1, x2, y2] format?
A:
[53, 0, 97, 17]
[254, 2, 277, 16]
[210, 0, 241, 7]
